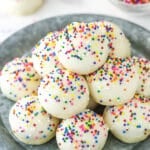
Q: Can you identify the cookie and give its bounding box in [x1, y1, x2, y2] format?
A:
[132, 56, 150, 97]
[32, 32, 62, 76]
[100, 21, 131, 58]
[87, 57, 139, 105]
[56, 22, 109, 75]
[38, 69, 89, 119]
[9, 96, 59, 145]
[104, 94, 150, 143]
[0, 57, 40, 101]
[56, 109, 108, 150]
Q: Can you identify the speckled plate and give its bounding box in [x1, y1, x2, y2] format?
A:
[0, 14, 150, 150]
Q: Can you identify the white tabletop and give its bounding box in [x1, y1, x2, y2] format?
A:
[0, 0, 150, 43]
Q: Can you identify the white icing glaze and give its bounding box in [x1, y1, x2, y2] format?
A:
[87, 57, 139, 105]
[9, 96, 59, 145]
[38, 68, 89, 119]
[0, 57, 40, 101]
[99, 21, 131, 58]
[56, 22, 109, 75]
[104, 94, 150, 143]
[32, 32, 63, 76]
[56, 109, 108, 150]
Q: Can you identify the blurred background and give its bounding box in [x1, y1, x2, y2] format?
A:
[0, 0, 150, 43]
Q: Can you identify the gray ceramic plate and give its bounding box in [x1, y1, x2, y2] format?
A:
[0, 14, 150, 150]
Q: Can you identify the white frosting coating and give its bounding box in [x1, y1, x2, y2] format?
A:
[56, 109, 108, 150]
[38, 69, 89, 119]
[99, 21, 131, 58]
[9, 96, 59, 145]
[104, 94, 150, 143]
[0, 57, 40, 101]
[132, 56, 150, 98]
[32, 32, 63, 76]
[87, 57, 139, 105]
[56, 22, 109, 75]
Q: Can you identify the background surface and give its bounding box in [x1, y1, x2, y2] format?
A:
[0, 0, 150, 43]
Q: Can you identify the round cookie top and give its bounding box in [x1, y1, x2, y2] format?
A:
[32, 32, 62, 76]
[38, 68, 89, 119]
[1, 57, 39, 78]
[9, 96, 59, 145]
[56, 22, 109, 75]
[104, 94, 150, 143]
[0, 57, 40, 101]
[132, 56, 150, 98]
[99, 21, 131, 58]
[87, 57, 139, 105]
[56, 109, 108, 150]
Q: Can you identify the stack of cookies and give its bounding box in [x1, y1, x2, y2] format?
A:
[0, 21, 149, 150]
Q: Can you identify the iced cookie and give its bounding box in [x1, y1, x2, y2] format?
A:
[104, 94, 150, 143]
[9, 96, 59, 145]
[1, 0, 43, 15]
[56, 109, 108, 150]
[32, 32, 62, 76]
[56, 22, 109, 75]
[132, 56, 150, 98]
[38, 69, 89, 119]
[0, 57, 40, 101]
[99, 21, 131, 58]
[87, 57, 139, 106]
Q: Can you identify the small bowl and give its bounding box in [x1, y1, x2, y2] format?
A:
[109, 0, 150, 15]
